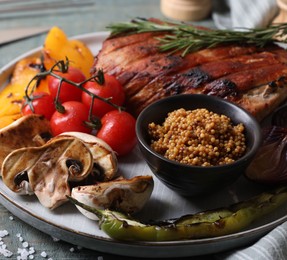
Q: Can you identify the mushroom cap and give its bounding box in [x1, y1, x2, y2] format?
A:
[71, 175, 154, 220]
[59, 132, 118, 181]
[0, 114, 52, 173]
[1, 136, 93, 209]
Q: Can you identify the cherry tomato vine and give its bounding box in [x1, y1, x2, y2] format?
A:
[24, 58, 125, 130]
[22, 58, 137, 156]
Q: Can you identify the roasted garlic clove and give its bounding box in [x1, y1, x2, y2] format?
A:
[71, 175, 154, 220]
[0, 114, 52, 173]
[1, 136, 93, 209]
[58, 132, 118, 182]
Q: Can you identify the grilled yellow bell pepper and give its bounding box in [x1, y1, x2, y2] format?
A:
[0, 57, 48, 128]
[0, 26, 94, 129]
[43, 26, 94, 78]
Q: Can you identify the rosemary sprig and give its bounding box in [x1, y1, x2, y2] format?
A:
[107, 18, 287, 56]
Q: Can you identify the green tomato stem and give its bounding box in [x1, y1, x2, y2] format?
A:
[24, 59, 125, 128]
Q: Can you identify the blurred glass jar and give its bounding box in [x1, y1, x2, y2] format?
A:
[273, 0, 287, 23]
[160, 0, 212, 21]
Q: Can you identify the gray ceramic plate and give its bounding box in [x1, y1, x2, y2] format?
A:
[0, 32, 287, 258]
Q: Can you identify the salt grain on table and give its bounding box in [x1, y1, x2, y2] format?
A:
[22, 242, 29, 248]
[51, 237, 60, 242]
[0, 230, 13, 258]
[17, 248, 30, 259]
[0, 245, 13, 258]
[0, 227, 74, 259]
[0, 230, 9, 238]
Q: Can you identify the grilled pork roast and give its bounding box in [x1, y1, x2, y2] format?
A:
[92, 30, 287, 121]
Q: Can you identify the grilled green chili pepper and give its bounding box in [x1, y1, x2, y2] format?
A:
[67, 186, 287, 241]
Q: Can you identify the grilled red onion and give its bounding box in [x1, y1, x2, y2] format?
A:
[245, 126, 287, 184]
[272, 103, 287, 127]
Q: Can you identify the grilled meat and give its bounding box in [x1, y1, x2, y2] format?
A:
[93, 31, 287, 121]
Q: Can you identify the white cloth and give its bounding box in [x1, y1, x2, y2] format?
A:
[212, 0, 279, 29]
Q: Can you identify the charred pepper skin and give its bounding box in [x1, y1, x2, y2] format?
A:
[67, 186, 287, 241]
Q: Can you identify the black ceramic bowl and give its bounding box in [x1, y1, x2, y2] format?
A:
[136, 94, 262, 197]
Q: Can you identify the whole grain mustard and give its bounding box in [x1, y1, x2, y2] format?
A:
[148, 108, 246, 166]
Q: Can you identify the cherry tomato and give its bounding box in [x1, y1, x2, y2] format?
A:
[22, 91, 55, 120]
[48, 67, 85, 103]
[50, 101, 91, 136]
[96, 110, 136, 156]
[82, 74, 125, 118]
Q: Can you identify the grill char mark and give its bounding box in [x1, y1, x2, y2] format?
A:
[93, 29, 287, 117]
[203, 79, 239, 99]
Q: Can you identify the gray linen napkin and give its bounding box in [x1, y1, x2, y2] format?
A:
[212, 0, 279, 29]
[216, 221, 287, 260]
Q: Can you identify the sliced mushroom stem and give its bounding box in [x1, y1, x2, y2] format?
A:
[66, 159, 83, 175]
[14, 170, 29, 187]
[58, 132, 118, 182]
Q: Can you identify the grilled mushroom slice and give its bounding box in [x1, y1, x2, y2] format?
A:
[71, 175, 154, 220]
[1, 136, 93, 209]
[0, 114, 52, 172]
[58, 132, 118, 182]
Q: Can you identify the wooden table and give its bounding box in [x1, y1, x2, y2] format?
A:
[0, 1, 216, 259]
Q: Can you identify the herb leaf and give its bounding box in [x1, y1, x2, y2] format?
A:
[107, 18, 287, 56]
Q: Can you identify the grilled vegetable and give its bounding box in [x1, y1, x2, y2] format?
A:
[2, 136, 93, 209]
[0, 114, 51, 171]
[68, 186, 287, 241]
[58, 132, 118, 182]
[1, 130, 121, 209]
[71, 175, 154, 220]
[0, 57, 48, 128]
[43, 26, 94, 78]
[245, 126, 287, 184]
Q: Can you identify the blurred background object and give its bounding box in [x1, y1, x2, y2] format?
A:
[212, 0, 278, 28]
[160, 0, 212, 21]
[0, 0, 95, 18]
[160, 0, 279, 29]
[273, 0, 287, 23]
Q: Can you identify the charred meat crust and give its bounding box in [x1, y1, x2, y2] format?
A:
[93, 29, 287, 120]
